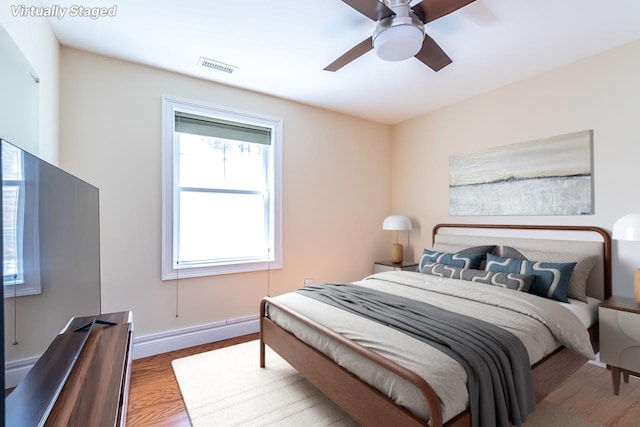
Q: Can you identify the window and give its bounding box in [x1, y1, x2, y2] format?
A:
[161, 97, 282, 279]
[2, 141, 41, 297]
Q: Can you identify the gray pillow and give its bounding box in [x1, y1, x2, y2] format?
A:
[456, 245, 497, 255]
[420, 262, 533, 292]
[496, 246, 596, 303]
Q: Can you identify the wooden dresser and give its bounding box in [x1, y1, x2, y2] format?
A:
[373, 260, 419, 273]
[599, 297, 640, 395]
[5, 311, 134, 426]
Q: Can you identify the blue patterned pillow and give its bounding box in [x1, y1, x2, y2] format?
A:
[420, 262, 533, 291]
[418, 249, 485, 272]
[485, 254, 576, 302]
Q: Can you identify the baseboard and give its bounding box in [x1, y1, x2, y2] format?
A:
[4, 315, 259, 388]
[588, 352, 606, 369]
[4, 355, 40, 389]
[132, 314, 260, 359]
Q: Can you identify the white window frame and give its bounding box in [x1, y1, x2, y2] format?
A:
[3, 141, 42, 298]
[161, 96, 282, 279]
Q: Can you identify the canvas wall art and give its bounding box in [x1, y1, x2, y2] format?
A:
[449, 130, 593, 216]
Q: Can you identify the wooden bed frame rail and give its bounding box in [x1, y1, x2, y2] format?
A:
[260, 298, 440, 426]
[261, 298, 594, 426]
[260, 224, 611, 426]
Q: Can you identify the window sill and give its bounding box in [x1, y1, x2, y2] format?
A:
[161, 260, 282, 280]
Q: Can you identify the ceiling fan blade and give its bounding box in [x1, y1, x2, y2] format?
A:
[412, 0, 476, 23]
[414, 34, 452, 72]
[324, 37, 373, 72]
[342, 0, 395, 21]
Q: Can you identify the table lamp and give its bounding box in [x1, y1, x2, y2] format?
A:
[383, 215, 412, 264]
[612, 213, 640, 303]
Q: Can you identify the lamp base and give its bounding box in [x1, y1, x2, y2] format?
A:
[391, 243, 404, 264]
[635, 268, 640, 303]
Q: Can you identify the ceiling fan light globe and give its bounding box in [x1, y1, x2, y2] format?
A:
[373, 25, 424, 62]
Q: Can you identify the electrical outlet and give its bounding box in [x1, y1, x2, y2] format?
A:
[303, 278, 313, 286]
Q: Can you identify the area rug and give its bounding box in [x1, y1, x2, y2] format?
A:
[172, 340, 603, 426]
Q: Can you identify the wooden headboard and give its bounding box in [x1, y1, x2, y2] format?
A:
[431, 224, 612, 300]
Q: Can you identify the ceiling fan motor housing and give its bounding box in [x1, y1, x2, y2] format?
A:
[373, 0, 425, 61]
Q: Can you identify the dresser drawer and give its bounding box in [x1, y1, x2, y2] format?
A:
[599, 307, 640, 372]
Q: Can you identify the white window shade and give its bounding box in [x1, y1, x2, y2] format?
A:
[175, 111, 271, 145]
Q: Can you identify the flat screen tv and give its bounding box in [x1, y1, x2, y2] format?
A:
[1, 138, 101, 423]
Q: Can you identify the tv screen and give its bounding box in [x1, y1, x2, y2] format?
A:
[2, 138, 101, 393]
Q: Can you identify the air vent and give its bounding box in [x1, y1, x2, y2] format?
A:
[198, 57, 238, 74]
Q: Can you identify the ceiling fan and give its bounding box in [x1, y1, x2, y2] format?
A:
[325, 0, 476, 72]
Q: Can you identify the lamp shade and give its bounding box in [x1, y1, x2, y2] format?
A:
[613, 214, 640, 241]
[382, 215, 412, 231]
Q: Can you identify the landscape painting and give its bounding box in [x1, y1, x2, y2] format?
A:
[449, 130, 593, 216]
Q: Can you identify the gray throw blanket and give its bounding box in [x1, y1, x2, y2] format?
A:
[297, 283, 535, 427]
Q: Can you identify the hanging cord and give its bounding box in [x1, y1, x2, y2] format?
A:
[268, 249, 271, 297]
[175, 260, 180, 318]
[12, 274, 18, 345]
[11, 228, 19, 344]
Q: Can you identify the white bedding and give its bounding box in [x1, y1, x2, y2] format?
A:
[267, 271, 595, 423]
[560, 296, 600, 328]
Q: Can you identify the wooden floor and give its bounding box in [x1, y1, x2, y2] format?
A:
[126, 333, 259, 427]
[126, 334, 640, 426]
[544, 363, 640, 426]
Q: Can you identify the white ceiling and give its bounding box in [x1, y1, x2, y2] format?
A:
[41, 0, 640, 125]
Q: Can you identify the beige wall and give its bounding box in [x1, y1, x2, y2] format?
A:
[392, 40, 640, 298]
[0, 0, 59, 161]
[9, 12, 639, 342]
[2, 2, 61, 368]
[59, 47, 392, 336]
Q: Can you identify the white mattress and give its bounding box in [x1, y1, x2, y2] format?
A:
[267, 271, 595, 423]
[558, 296, 600, 328]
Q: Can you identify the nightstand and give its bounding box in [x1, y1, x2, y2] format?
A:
[373, 260, 418, 274]
[599, 296, 640, 395]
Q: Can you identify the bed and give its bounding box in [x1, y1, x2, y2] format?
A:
[259, 224, 612, 426]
